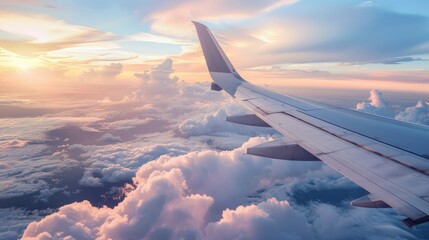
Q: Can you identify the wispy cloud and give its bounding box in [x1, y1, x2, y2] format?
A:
[130, 33, 192, 45]
[0, 12, 118, 56]
[138, 0, 298, 36]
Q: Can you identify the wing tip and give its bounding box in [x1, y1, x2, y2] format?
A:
[191, 21, 207, 29]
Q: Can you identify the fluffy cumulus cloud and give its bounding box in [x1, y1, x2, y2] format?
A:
[81, 63, 124, 81]
[132, 58, 179, 99]
[355, 89, 392, 117]
[98, 133, 122, 143]
[123, 58, 223, 104]
[0, 57, 230, 238]
[179, 101, 274, 135]
[395, 100, 429, 125]
[205, 198, 313, 240]
[22, 137, 417, 240]
[75, 141, 193, 187]
[178, 100, 277, 150]
[355, 89, 429, 126]
[0, 58, 231, 204]
[23, 169, 212, 240]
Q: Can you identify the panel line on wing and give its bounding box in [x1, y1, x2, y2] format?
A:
[267, 112, 429, 219]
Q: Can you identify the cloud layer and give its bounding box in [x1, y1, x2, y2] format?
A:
[2, 58, 429, 239]
[22, 137, 417, 240]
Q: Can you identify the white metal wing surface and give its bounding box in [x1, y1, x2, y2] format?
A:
[193, 21, 429, 227]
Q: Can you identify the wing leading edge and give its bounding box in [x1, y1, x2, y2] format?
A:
[193, 21, 429, 227]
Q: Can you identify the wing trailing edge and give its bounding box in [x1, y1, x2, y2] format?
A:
[226, 114, 271, 127]
[247, 139, 320, 161]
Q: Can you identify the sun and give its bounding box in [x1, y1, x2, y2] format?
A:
[11, 58, 34, 72]
[17, 62, 30, 71]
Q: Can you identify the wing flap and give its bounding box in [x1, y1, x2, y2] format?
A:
[247, 139, 320, 161]
[351, 193, 391, 208]
[226, 114, 271, 127]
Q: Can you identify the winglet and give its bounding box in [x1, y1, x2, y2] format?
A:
[192, 21, 245, 96]
[192, 21, 236, 73]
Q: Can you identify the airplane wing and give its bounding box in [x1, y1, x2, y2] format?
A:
[192, 21, 429, 227]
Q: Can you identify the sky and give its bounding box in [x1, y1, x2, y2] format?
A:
[1, 0, 429, 239]
[1, 0, 429, 95]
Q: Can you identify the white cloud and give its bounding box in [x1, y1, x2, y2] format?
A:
[97, 97, 113, 104]
[205, 198, 313, 240]
[310, 203, 416, 240]
[179, 101, 275, 137]
[355, 89, 429, 126]
[395, 100, 429, 125]
[0, 58, 224, 204]
[104, 118, 153, 130]
[98, 133, 122, 143]
[139, 0, 298, 37]
[118, 59, 225, 107]
[0, 148, 78, 199]
[358, 1, 375, 8]
[132, 58, 179, 100]
[0, 208, 54, 240]
[75, 141, 193, 187]
[0, 117, 102, 199]
[355, 89, 392, 117]
[5, 57, 427, 239]
[23, 169, 212, 239]
[80, 63, 123, 81]
[0, 98, 32, 105]
[22, 137, 415, 239]
[0, 139, 28, 149]
[35, 186, 68, 203]
[130, 32, 192, 45]
[0, 117, 101, 142]
[0, 12, 118, 57]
